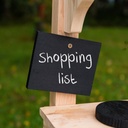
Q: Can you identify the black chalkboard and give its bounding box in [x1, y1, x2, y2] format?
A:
[26, 31, 101, 95]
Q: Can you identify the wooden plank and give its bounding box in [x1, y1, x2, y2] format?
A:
[50, 0, 95, 106]
[50, 0, 78, 106]
[64, 0, 94, 33]
[51, 0, 79, 36]
[40, 102, 112, 128]
[50, 92, 76, 106]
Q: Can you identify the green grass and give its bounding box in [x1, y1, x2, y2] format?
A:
[0, 24, 49, 128]
[0, 24, 128, 127]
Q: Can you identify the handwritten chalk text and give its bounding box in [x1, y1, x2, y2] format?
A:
[39, 52, 92, 69]
[58, 73, 77, 85]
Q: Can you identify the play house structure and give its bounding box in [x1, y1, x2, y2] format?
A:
[27, 0, 128, 128]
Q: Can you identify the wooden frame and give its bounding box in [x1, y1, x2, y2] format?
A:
[40, 0, 100, 127]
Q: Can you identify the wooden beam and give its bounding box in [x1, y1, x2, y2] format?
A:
[50, 0, 77, 106]
[40, 102, 112, 128]
[50, 92, 76, 106]
[51, 0, 79, 36]
[64, 0, 94, 33]
[50, 0, 94, 106]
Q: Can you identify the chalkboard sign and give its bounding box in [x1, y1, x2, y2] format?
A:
[26, 31, 101, 95]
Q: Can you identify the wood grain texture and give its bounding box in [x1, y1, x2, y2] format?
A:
[64, 0, 94, 33]
[50, 92, 76, 106]
[50, 0, 94, 106]
[50, 0, 79, 106]
[40, 102, 112, 128]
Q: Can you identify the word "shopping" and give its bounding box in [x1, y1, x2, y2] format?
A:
[38, 52, 92, 69]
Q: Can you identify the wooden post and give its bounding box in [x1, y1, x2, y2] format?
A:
[50, 0, 94, 106]
[64, 0, 94, 33]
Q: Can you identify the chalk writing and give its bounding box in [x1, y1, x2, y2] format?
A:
[26, 32, 101, 95]
[39, 52, 92, 85]
[58, 73, 77, 84]
[39, 52, 92, 69]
